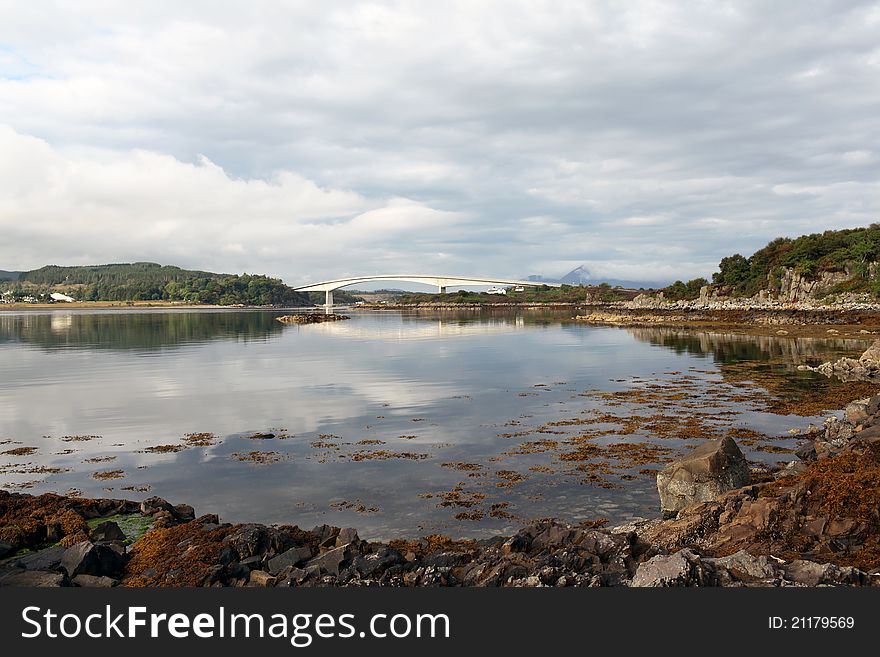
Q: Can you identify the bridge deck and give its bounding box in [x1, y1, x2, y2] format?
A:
[292, 275, 561, 292]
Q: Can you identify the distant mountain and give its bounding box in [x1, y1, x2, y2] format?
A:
[559, 265, 594, 285]
[528, 265, 663, 289]
[0, 270, 21, 281]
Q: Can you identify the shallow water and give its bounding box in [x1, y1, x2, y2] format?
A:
[0, 308, 867, 539]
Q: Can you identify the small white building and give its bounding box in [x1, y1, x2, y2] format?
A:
[486, 287, 507, 295]
[50, 292, 75, 302]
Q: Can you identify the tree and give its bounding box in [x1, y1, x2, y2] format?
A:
[713, 254, 750, 286]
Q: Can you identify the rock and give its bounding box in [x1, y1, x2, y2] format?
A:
[336, 528, 359, 547]
[656, 436, 751, 516]
[351, 548, 405, 577]
[140, 497, 174, 516]
[172, 504, 196, 522]
[630, 549, 718, 587]
[794, 441, 817, 462]
[844, 399, 871, 425]
[713, 550, 780, 583]
[0, 540, 14, 560]
[89, 520, 126, 543]
[774, 460, 808, 479]
[783, 560, 869, 586]
[267, 546, 313, 575]
[60, 541, 125, 578]
[853, 424, 880, 444]
[72, 574, 118, 587]
[248, 570, 277, 587]
[0, 570, 66, 587]
[501, 533, 533, 554]
[15, 545, 65, 571]
[307, 544, 357, 576]
[859, 340, 880, 363]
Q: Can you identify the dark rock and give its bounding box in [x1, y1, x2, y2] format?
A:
[630, 549, 719, 587]
[307, 544, 357, 576]
[15, 545, 65, 571]
[217, 546, 238, 566]
[423, 551, 468, 568]
[268, 546, 313, 574]
[90, 521, 127, 543]
[0, 570, 66, 587]
[795, 441, 817, 462]
[224, 524, 296, 560]
[61, 541, 125, 578]
[775, 460, 809, 479]
[352, 548, 405, 577]
[172, 504, 196, 521]
[72, 574, 118, 587]
[239, 555, 264, 569]
[140, 497, 173, 516]
[657, 436, 751, 516]
[0, 540, 15, 560]
[311, 524, 337, 543]
[532, 525, 576, 550]
[501, 534, 532, 554]
[224, 525, 271, 559]
[336, 528, 359, 547]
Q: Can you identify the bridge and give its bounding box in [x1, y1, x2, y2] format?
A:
[291, 275, 561, 309]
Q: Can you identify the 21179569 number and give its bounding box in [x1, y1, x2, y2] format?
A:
[769, 617, 855, 629]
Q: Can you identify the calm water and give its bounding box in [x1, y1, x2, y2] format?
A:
[0, 308, 866, 539]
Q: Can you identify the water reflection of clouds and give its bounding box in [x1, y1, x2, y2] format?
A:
[3, 309, 861, 537]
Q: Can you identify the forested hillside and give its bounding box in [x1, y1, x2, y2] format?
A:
[662, 225, 880, 300]
[13, 263, 308, 305]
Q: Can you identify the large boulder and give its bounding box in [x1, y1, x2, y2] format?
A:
[60, 541, 125, 578]
[657, 436, 751, 516]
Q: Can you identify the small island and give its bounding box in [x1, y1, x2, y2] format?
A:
[275, 314, 351, 324]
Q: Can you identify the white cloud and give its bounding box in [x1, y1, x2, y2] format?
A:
[1, 1, 879, 284]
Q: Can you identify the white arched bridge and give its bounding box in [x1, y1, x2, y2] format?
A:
[292, 275, 561, 309]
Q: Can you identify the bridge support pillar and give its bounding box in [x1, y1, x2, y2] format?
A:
[438, 286, 446, 294]
[325, 290, 333, 313]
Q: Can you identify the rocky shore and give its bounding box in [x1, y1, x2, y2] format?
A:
[3, 388, 880, 587]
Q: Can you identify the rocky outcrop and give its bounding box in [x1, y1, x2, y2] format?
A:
[776, 267, 853, 303]
[656, 436, 751, 516]
[276, 314, 350, 324]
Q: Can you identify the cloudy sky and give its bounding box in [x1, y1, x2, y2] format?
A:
[1, 1, 878, 286]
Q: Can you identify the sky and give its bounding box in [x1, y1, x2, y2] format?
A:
[1, 1, 879, 287]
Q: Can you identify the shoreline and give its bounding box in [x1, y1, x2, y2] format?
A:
[3, 387, 879, 587]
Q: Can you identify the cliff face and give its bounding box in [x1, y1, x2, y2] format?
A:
[775, 266, 854, 302]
